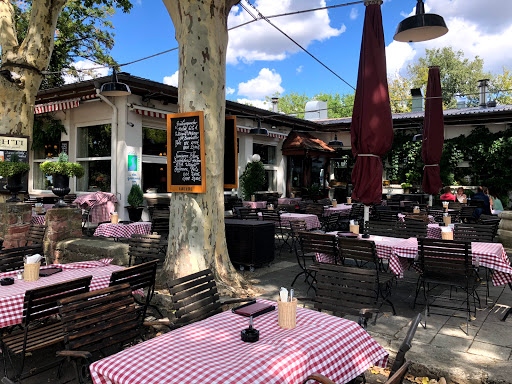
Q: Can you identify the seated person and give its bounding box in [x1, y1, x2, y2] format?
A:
[440, 186, 456, 202]
[472, 186, 492, 217]
[455, 187, 467, 203]
[490, 190, 504, 213]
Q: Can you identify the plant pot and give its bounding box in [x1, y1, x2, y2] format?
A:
[126, 206, 144, 222]
[6, 173, 23, 202]
[52, 173, 70, 208]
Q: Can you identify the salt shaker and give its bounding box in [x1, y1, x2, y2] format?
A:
[17, 271, 23, 280]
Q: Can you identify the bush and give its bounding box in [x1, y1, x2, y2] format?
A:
[39, 152, 84, 178]
[0, 153, 30, 178]
[127, 184, 144, 207]
[239, 161, 266, 201]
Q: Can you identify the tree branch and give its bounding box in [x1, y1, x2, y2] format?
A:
[0, 0, 19, 55]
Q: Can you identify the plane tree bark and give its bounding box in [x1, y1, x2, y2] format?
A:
[163, 0, 255, 296]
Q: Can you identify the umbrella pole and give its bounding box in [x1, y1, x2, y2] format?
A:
[362, 205, 370, 238]
[428, 195, 433, 207]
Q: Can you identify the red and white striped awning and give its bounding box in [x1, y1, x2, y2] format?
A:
[268, 131, 288, 139]
[133, 108, 168, 119]
[238, 127, 250, 134]
[34, 98, 80, 114]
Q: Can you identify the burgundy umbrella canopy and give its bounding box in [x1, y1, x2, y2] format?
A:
[351, 1, 394, 205]
[422, 66, 444, 195]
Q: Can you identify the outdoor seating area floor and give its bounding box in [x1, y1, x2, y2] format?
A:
[241, 246, 512, 384]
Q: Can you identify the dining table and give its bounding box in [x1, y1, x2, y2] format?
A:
[277, 197, 302, 205]
[93, 222, 152, 239]
[90, 299, 388, 384]
[0, 259, 121, 329]
[324, 204, 352, 216]
[278, 213, 321, 230]
[30, 213, 46, 225]
[242, 201, 267, 209]
[73, 192, 118, 223]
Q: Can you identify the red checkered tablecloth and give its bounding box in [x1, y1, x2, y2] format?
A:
[398, 213, 436, 224]
[278, 197, 302, 205]
[427, 224, 442, 239]
[281, 213, 321, 230]
[243, 201, 267, 209]
[90, 299, 388, 384]
[74, 192, 118, 223]
[31, 214, 46, 225]
[324, 204, 352, 217]
[0, 260, 121, 329]
[94, 222, 152, 238]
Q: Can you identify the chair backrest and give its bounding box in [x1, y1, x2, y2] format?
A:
[128, 234, 162, 266]
[453, 223, 494, 242]
[389, 314, 421, 378]
[324, 213, 341, 231]
[427, 208, 444, 224]
[448, 201, 462, 210]
[366, 220, 396, 237]
[59, 283, 139, 356]
[338, 238, 378, 267]
[469, 199, 485, 208]
[305, 203, 324, 217]
[479, 214, 500, 237]
[460, 206, 476, 222]
[377, 210, 398, 222]
[239, 208, 260, 220]
[418, 238, 471, 278]
[110, 260, 158, 294]
[0, 244, 45, 273]
[313, 263, 378, 317]
[261, 209, 281, 223]
[63, 194, 77, 205]
[25, 224, 46, 245]
[289, 219, 307, 236]
[167, 269, 222, 326]
[23, 276, 92, 326]
[349, 203, 364, 220]
[298, 231, 338, 260]
[151, 208, 170, 236]
[403, 213, 429, 223]
[395, 221, 427, 239]
[277, 204, 296, 213]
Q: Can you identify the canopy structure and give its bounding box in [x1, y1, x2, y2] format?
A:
[422, 66, 444, 195]
[350, 0, 393, 205]
[282, 131, 336, 157]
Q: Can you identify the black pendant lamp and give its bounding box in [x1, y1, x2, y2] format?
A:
[328, 134, 343, 149]
[250, 119, 268, 135]
[100, 69, 131, 96]
[394, 0, 448, 43]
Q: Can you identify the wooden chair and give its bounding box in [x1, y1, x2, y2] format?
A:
[277, 204, 296, 213]
[414, 239, 478, 334]
[453, 223, 494, 242]
[289, 219, 308, 251]
[403, 213, 430, 223]
[460, 206, 477, 223]
[302, 362, 411, 384]
[478, 214, 500, 238]
[128, 234, 163, 267]
[324, 212, 341, 232]
[261, 209, 291, 254]
[0, 276, 92, 381]
[338, 203, 364, 230]
[377, 210, 399, 222]
[337, 238, 396, 315]
[291, 232, 339, 291]
[63, 193, 77, 206]
[109, 260, 160, 320]
[395, 221, 427, 239]
[24, 224, 46, 246]
[151, 208, 170, 238]
[239, 208, 260, 220]
[427, 208, 444, 224]
[366, 220, 396, 237]
[56, 284, 146, 384]
[167, 269, 252, 327]
[0, 244, 45, 274]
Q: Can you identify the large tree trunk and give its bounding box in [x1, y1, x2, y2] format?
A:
[0, 0, 66, 136]
[163, 0, 254, 296]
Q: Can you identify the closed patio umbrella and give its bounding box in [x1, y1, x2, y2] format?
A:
[422, 66, 444, 201]
[351, 1, 393, 220]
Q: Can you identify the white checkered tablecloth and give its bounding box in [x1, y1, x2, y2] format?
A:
[427, 224, 442, 239]
[324, 204, 352, 217]
[74, 192, 118, 223]
[94, 222, 152, 238]
[90, 299, 388, 384]
[0, 260, 121, 329]
[243, 201, 267, 209]
[278, 197, 302, 205]
[280, 213, 321, 230]
[31, 214, 46, 225]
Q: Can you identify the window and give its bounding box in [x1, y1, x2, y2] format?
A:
[76, 124, 111, 192]
[253, 143, 277, 191]
[142, 126, 168, 193]
[142, 163, 168, 193]
[143, 127, 167, 156]
[32, 136, 61, 191]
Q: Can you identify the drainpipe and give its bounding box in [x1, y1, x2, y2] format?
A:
[95, 88, 118, 198]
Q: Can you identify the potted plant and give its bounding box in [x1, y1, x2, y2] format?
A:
[126, 184, 144, 222]
[400, 182, 412, 194]
[239, 160, 266, 201]
[0, 153, 30, 202]
[39, 153, 84, 207]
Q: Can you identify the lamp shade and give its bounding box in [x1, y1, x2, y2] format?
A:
[249, 119, 268, 135]
[394, 0, 448, 43]
[100, 70, 131, 96]
[328, 134, 343, 149]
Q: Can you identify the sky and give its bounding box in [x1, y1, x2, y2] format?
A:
[71, 0, 512, 110]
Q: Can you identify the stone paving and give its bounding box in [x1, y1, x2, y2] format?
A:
[242, 246, 512, 384]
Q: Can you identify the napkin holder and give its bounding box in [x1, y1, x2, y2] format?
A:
[441, 231, 453, 240]
[24, 262, 41, 282]
[349, 224, 359, 235]
[346, 197, 352, 204]
[413, 208, 420, 214]
[443, 216, 451, 225]
[111, 212, 119, 224]
[278, 298, 297, 329]
[35, 206, 43, 214]
[251, 195, 256, 202]
[332, 199, 337, 207]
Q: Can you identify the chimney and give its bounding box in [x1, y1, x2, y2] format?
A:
[478, 79, 489, 108]
[271, 97, 279, 113]
[411, 88, 423, 112]
[304, 100, 328, 120]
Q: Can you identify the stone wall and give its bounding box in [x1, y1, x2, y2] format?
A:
[497, 211, 512, 249]
[0, 202, 32, 248]
[43, 208, 82, 263]
[55, 238, 129, 265]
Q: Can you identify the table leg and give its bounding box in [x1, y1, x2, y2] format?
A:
[501, 282, 512, 321]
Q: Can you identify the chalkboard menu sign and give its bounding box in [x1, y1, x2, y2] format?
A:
[167, 111, 206, 193]
[0, 135, 29, 193]
[224, 116, 238, 189]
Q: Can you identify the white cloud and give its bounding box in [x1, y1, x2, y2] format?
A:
[62, 60, 109, 84]
[238, 68, 284, 99]
[349, 7, 358, 20]
[296, 65, 303, 74]
[236, 98, 270, 110]
[226, 87, 235, 95]
[163, 70, 179, 87]
[227, 0, 345, 64]
[387, 1, 512, 75]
